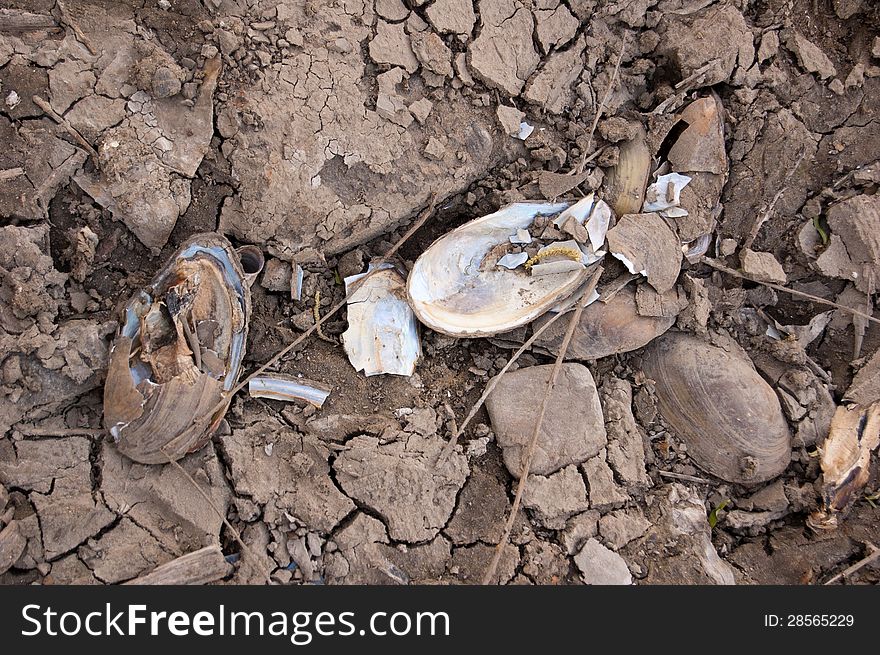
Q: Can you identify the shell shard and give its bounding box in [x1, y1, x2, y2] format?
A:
[408, 202, 606, 337]
[640, 332, 792, 485]
[342, 265, 421, 377]
[248, 375, 330, 407]
[103, 233, 254, 464]
[808, 402, 880, 530]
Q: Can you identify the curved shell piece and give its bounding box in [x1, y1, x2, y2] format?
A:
[342, 265, 421, 376]
[533, 285, 677, 360]
[407, 203, 594, 337]
[640, 333, 791, 485]
[103, 233, 253, 464]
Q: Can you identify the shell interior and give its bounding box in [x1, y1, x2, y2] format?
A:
[407, 202, 599, 337]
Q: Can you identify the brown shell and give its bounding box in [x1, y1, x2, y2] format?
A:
[604, 123, 651, 217]
[640, 333, 791, 484]
[103, 233, 255, 464]
[533, 286, 677, 360]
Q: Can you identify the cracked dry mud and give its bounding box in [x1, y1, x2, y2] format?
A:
[1, 0, 880, 586]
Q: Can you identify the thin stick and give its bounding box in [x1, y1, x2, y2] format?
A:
[824, 542, 879, 585]
[161, 447, 273, 585]
[438, 268, 602, 464]
[576, 34, 627, 175]
[674, 62, 713, 90]
[32, 95, 100, 163]
[0, 167, 24, 182]
[481, 269, 602, 584]
[17, 426, 105, 437]
[702, 257, 880, 326]
[658, 470, 712, 484]
[742, 147, 807, 250]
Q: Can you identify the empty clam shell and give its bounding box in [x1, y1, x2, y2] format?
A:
[407, 202, 597, 337]
[104, 233, 257, 464]
[604, 122, 651, 217]
[640, 333, 791, 484]
[532, 285, 677, 360]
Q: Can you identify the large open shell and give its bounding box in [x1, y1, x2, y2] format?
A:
[407, 203, 595, 337]
[103, 233, 259, 464]
[640, 333, 791, 484]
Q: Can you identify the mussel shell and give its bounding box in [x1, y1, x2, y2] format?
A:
[104, 233, 252, 464]
[640, 333, 791, 484]
[532, 286, 676, 360]
[407, 203, 592, 337]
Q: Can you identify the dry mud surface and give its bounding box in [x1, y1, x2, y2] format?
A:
[1, 0, 879, 585]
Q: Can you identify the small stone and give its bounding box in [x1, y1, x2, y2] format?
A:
[486, 363, 607, 479]
[520, 465, 589, 529]
[784, 30, 837, 80]
[719, 238, 738, 256]
[336, 249, 365, 278]
[375, 0, 410, 21]
[408, 98, 433, 124]
[217, 29, 238, 56]
[873, 37, 880, 59]
[757, 31, 779, 63]
[740, 248, 787, 284]
[411, 31, 453, 77]
[582, 453, 628, 511]
[560, 510, 600, 555]
[426, 0, 476, 36]
[574, 539, 632, 585]
[424, 136, 446, 160]
[261, 258, 292, 292]
[598, 507, 651, 550]
[496, 104, 525, 137]
[152, 66, 182, 98]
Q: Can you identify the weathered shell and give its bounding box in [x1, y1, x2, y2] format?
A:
[342, 265, 421, 376]
[104, 233, 261, 464]
[604, 123, 651, 216]
[407, 202, 595, 337]
[808, 402, 880, 530]
[640, 333, 791, 484]
[532, 285, 677, 360]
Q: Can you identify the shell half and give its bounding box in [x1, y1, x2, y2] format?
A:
[407, 202, 597, 337]
[103, 233, 253, 464]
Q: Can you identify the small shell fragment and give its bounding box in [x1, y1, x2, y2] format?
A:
[497, 252, 529, 269]
[510, 229, 532, 245]
[643, 173, 692, 213]
[342, 265, 421, 376]
[248, 374, 330, 408]
[290, 263, 304, 301]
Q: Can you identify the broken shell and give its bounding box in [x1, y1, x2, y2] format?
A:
[342, 264, 421, 376]
[533, 285, 677, 360]
[103, 233, 254, 464]
[408, 202, 599, 337]
[604, 122, 651, 216]
[248, 374, 330, 408]
[640, 333, 792, 484]
[808, 402, 880, 531]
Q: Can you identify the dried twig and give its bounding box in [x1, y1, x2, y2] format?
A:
[575, 33, 628, 175]
[824, 542, 879, 585]
[481, 268, 602, 584]
[702, 257, 880, 326]
[742, 147, 807, 250]
[32, 95, 100, 163]
[658, 470, 712, 484]
[0, 168, 25, 182]
[161, 446, 273, 585]
[16, 426, 105, 437]
[437, 268, 602, 464]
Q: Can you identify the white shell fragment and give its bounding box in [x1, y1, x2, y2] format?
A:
[290, 263, 304, 301]
[643, 173, 692, 213]
[518, 122, 535, 140]
[408, 202, 597, 337]
[248, 375, 330, 407]
[510, 228, 532, 244]
[342, 264, 421, 376]
[497, 252, 529, 269]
